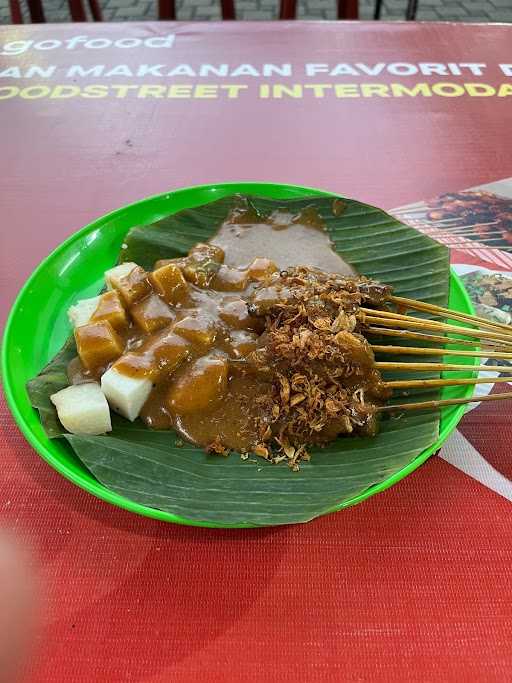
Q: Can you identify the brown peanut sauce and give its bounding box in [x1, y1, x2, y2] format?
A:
[69, 202, 357, 451]
[211, 206, 356, 275]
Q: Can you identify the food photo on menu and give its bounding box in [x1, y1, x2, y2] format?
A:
[393, 179, 512, 332]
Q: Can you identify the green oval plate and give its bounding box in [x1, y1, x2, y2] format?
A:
[2, 182, 476, 527]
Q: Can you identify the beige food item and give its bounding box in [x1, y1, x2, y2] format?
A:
[115, 266, 151, 306]
[219, 297, 261, 331]
[247, 257, 278, 281]
[149, 263, 189, 305]
[91, 291, 129, 332]
[131, 293, 174, 333]
[168, 356, 228, 414]
[101, 366, 152, 422]
[68, 296, 102, 329]
[68, 291, 128, 332]
[211, 265, 249, 292]
[173, 315, 217, 349]
[74, 320, 124, 371]
[50, 382, 111, 435]
[105, 262, 137, 290]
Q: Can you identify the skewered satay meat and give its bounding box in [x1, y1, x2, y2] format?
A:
[427, 191, 512, 244]
[246, 267, 393, 466]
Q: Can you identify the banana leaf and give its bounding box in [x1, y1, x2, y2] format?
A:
[27, 194, 449, 526]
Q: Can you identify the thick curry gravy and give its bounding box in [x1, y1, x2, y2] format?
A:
[70, 202, 362, 452]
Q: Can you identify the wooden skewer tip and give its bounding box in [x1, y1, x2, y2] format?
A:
[379, 391, 512, 412]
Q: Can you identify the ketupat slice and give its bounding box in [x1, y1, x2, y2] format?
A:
[188, 243, 225, 264]
[105, 262, 137, 290]
[149, 264, 189, 305]
[91, 291, 129, 332]
[116, 266, 151, 306]
[68, 292, 128, 332]
[173, 315, 217, 349]
[219, 298, 262, 331]
[131, 293, 174, 333]
[247, 257, 278, 281]
[50, 383, 111, 435]
[180, 243, 226, 288]
[101, 367, 152, 422]
[168, 356, 228, 414]
[211, 265, 248, 292]
[111, 352, 159, 381]
[68, 296, 102, 329]
[154, 257, 188, 271]
[150, 332, 191, 376]
[112, 331, 191, 381]
[227, 330, 259, 358]
[74, 320, 124, 371]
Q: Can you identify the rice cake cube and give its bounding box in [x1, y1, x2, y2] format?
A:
[248, 286, 282, 315]
[188, 243, 225, 264]
[149, 263, 189, 305]
[75, 320, 124, 371]
[219, 298, 262, 332]
[247, 257, 278, 281]
[211, 265, 248, 292]
[114, 332, 190, 384]
[50, 382, 111, 435]
[91, 290, 128, 332]
[131, 293, 174, 333]
[154, 257, 187, 270]
[149, 331, 191, 376]
[101, 366, 152, 422]
[182, 261, 219, 288]
[173, 315, 216, 349]
[68, 296, 102, 329]
[112, 352, 159, 381]
[105, 262, 137, 290]
[168, 356, 228, 415]
[116, 266, 151, 306]
[228, 330, 259, 358]
[180, 244, 225, 288]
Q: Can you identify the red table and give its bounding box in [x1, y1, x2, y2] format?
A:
[1, 21, 512, 682]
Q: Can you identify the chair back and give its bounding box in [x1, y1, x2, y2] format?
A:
[10, 0, 358, 26]
[159, 0, 358, 20]
[9, 0, 102, 22]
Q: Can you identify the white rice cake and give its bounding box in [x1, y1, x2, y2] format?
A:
[50, 382, 112, 435]
[105, 262, 137, 291]
[67, 296, 101, 329]
[101, 366, 152, 422]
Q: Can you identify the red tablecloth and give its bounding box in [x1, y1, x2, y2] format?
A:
[1, 21, 511, 682]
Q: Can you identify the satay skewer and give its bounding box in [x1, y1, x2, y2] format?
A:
[375, 362, 512, 373]
[383, 376, 511, 390]
[387, 296, 512, 334]
[378, 392, 512, 412]
[360, 314, 512, 345]
[366, 326, 508, 349]
[370, 345, 512, 360]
